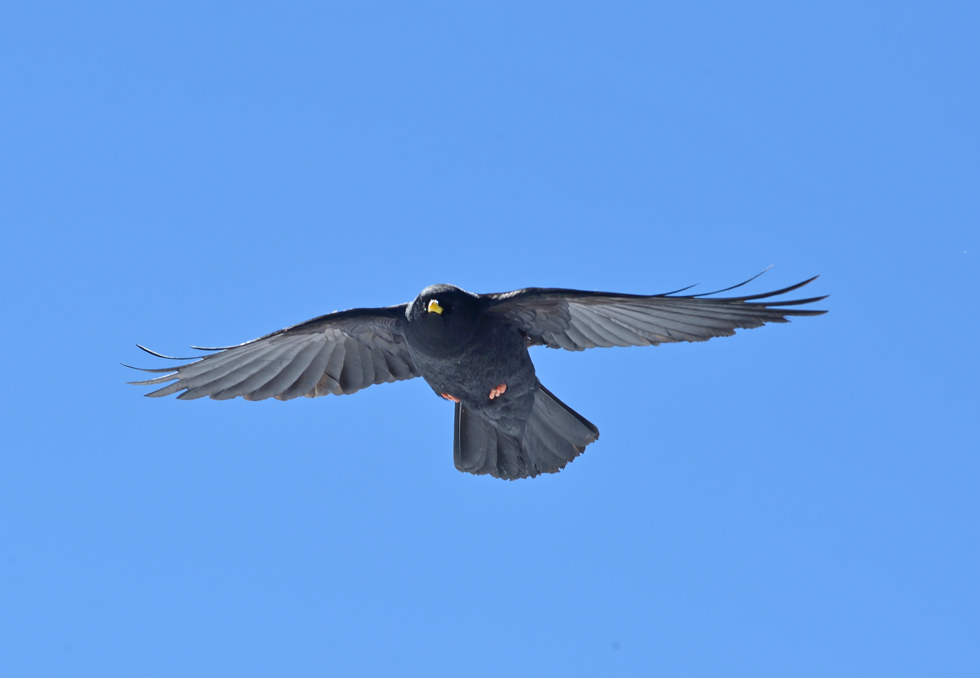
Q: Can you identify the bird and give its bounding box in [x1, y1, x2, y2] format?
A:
[128, 272, 826, 480]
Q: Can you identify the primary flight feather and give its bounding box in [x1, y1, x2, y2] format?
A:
[129, 273, 826, 480]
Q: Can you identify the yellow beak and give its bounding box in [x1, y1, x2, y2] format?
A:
[427, 299, 444, 315]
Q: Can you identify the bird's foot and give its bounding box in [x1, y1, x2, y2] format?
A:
[440, 393, 460, 403]
[488, 383, 507, 400]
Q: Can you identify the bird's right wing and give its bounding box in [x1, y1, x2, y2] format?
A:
[485, 275, 827, 351]
[127, 305, 420, 401]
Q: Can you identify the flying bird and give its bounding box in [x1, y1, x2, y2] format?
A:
[129, 273, 826, 480]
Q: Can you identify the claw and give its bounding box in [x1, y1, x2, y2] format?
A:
[489, 383, 507, 400]
[440, 393, 460, 403]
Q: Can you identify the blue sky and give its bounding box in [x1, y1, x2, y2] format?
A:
[1, 2, 977, 676]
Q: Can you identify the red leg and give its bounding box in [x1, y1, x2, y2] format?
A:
[488, 383, 507, 400]
[440, 393, 460, 403]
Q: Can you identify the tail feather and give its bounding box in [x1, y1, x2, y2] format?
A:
[453, 384, 599, 480]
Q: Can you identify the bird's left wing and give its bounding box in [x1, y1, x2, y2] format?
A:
[127, 305, 420, 400]
[485, 276, 827, 351]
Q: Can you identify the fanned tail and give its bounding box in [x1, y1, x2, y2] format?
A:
[453, 383, 599, 480]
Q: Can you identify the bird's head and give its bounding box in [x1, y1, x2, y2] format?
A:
[407, 284, 484, 345]
[410, 284, 469, 316]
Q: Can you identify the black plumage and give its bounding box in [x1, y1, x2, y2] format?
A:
[129, 274, 826, 480]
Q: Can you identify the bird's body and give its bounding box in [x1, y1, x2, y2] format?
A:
[129, 274, 826, 480]
[404, 284, 536, 410]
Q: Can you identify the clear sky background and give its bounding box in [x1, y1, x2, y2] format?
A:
[1, 2, 977, 676]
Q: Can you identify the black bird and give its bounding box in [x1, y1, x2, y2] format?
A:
[129, 273, 826, 480]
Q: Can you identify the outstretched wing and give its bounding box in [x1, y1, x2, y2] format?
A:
[127, 305, 420, 401]
[485, 275, 827, 351]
